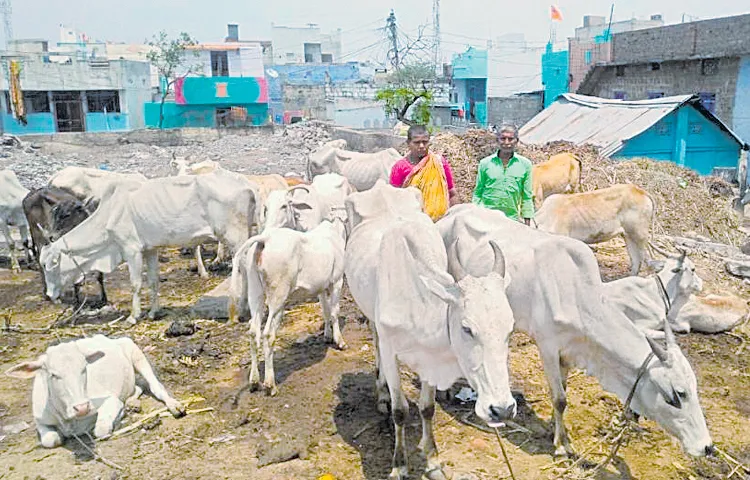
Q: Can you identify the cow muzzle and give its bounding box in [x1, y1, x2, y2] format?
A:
[487, 402, 517, 427]
[73, 401, 92, 418]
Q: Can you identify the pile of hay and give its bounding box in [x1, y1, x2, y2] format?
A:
[427, 130, 742, 244]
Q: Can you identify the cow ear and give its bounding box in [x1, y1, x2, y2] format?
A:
[5, 356, 46, 379]
[420, 274, 461, 304]
[85, 351, 105, 364]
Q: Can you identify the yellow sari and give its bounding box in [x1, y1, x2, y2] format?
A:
[404, 153, 449, 222]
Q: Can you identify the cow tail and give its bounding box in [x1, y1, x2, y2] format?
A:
[574, 155, 583, 192]
[646, 191, 659, 260]
[229, 235, 264, 322]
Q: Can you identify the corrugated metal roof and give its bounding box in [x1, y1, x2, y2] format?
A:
[519, 93, 746, 157]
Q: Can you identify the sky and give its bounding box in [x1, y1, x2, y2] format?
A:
[13, 1, 750, 66]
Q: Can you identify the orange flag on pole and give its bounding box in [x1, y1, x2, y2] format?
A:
[550, 5, 563, 22]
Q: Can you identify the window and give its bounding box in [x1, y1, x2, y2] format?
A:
[321, 53, 333, 64]
[613, 90, 627, 100]
[701, 59, 718, 75]
[24, 91, 51, 113]
[210, 51, 229, 77]
[698, 92, 716, 113]
[584, 50, 592, 65]
[615, 65, 625, 77]
[647, 91, 665, 99]
[86, 90, 120, 112]
[650, 62, 661, 71]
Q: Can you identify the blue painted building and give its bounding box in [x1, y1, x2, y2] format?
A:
[520, 94, 746, 176]
[451, 47, 488, 126]
[541, 42, 569, 108]
[1, 40, 151, 135]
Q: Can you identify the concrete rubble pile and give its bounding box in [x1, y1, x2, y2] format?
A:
[429, 130, 742, 244]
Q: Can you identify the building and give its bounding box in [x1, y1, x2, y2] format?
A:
[576, 14, 750, 145]
[270, 24, 342, 65]
[1, 39, 151, 135]
[144, 25, 269, 129]
[541, 43, 569, 108]
[520, 94, 747, 176]
[568, 14, 664, 92]
[487, 91, 543, 128]
[487, 33, 543, 98]
[451, 47, 488, 126]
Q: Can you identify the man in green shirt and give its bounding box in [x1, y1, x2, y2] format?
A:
[472, 124, 535, 225]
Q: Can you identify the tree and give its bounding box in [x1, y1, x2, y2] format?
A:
[146, 31, 200, 129]
[376, 63, 436, 126]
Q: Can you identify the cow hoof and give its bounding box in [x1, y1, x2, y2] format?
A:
[335, 340, 348, 351]
[264, 384, 279, 397]
[40, 431, 62, 449]
[166, 398, 186, 417]
[125, 316, 138, 325]
[423, 466, 448, 480]
[389, 466, 408, 480]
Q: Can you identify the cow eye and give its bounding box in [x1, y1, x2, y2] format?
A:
[462, 326, 474, 337]
[676, 389, 687, 399]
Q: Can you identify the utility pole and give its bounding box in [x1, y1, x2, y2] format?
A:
[0, 0, 12, 50]
[432, 0, 440, 70]
[387, 9, 399, 70]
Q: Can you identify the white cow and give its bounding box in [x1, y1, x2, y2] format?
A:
[675, 294, 749, 333]
[0, 170, 32, 272]
[344, 181, 517, 479]
[263, 173, 353, 232]
[47, 166, 147, 207]
[603, 248, 703, 337]
[307, 145, 401, 191]
[40, 172, 257, 323]
[438, 204, 713, 458]
[5, 334, 183, 448]
[229, 218, 347, 396]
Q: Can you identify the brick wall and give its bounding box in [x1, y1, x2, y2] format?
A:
[487, 94, 544, 128]
[580, 57, 740, 126]
[568, 38, 612, 92]
[612, 14, 750, 64]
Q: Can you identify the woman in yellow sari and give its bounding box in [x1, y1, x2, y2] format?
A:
[389, 125, 459, 221]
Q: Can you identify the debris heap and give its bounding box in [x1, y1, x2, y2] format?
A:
[429, 130, 742, 244]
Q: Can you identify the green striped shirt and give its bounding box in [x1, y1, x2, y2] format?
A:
[472, 152, 535, 220]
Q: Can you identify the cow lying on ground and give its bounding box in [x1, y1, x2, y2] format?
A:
[438, 203, 713, 458]
[532, 152, 582, 209]
[22, 186, 107, 305]
[535, 183, 655, 275]
[230, 217, 348, 396]
[307, 144, 401, 191]
[0, 169, 32, 272]
[675, 294, 749, 333]
[603, 247, 703, 337]
[5, 334, 184, 448]
[40, 172, 256, 323]
[345, 181, 517, 479]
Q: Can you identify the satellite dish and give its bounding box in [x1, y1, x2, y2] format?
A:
[266, 68, 279, 78]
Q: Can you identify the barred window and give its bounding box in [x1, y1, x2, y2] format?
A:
[86, 90, 120, 113]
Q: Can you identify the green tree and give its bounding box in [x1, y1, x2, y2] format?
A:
[146, 31, 201, 129]
[375, 63, 437, 126]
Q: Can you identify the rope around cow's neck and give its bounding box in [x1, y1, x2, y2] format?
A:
[654, 274, 672, 316]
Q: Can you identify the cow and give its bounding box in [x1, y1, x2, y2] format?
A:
[675, 294, 749, 333]
[0, 169, 32, 272]
[344, 181, 517, 479]
[47, 166, 147, 207]
[307, 145, 401, 191]
[437, 203, 713, 459]
[263, 174, 354, 232]
[603, 247, 703, 337]
[535, 183, 656, 275]
[5, 334, 184, 448]
[22, 186, 107, 305]
[229, 218, 348, 396]
[532, 152, 582, 209]
[39, 172, 257, 324]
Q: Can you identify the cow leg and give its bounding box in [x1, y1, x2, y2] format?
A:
[418, 381, 447, 480]
[144, 249, 160, 319]
[195, 245, 209, 278]
[380, 341, 410, 479]
[73, 281, 84, 308]
[126, 253, 143, 324]
[0, 222, 20, 273]
[541, 351, 574, 457]
[97, 272, 108, 305]
[624, 234, 645, 276]
[319, 279, 347, 350]
[123, 337, 184, 416]
[262, 287, 289, 396]
[370, 320, 390, 414]
[247, 309, 262, 390]
[211, 241, 228, 265]
[19, 223, 32, 265]
[37, 423, 63, 448]
[93, 396, 124, 439]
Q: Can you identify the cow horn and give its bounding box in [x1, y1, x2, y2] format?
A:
[447, 239, 468, 281]
[288, 185, 311, 195]
[664, 316, 677, 349]
[649, 241, 676, 259]
[488, 240, 506, 277]
[676, 248, 687, 268]
[646, 335, 669, 363]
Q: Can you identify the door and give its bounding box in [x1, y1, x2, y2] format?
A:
[52, 91, 85, 132]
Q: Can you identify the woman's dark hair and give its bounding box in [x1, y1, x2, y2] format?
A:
[407, 124, 429, 141]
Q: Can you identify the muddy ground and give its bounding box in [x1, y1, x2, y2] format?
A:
[0, 236, 749, 480]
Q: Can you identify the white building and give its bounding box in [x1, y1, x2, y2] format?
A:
[270, 24, 342, 65]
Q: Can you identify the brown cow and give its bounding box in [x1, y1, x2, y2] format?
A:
[535, 183, 655, 275]
[532, 152, 582, 209]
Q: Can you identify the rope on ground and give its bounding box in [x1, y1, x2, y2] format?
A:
[493, 426, 517, 480]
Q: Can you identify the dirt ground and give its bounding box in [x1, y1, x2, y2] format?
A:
[0, 237, 749, 480]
